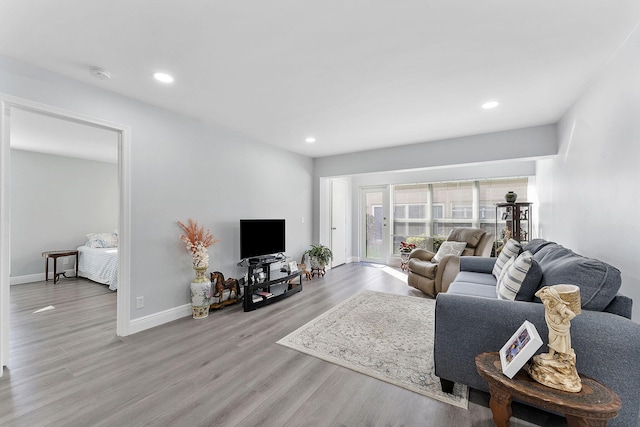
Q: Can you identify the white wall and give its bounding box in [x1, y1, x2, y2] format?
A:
[536, 25, 640, 322]
[10, 149, 118, 280]
[0, 56, 314, 322]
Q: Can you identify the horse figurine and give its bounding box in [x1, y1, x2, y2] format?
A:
[210, 271, 241, 306]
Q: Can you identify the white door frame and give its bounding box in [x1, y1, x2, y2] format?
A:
[0, 94, 132, 375]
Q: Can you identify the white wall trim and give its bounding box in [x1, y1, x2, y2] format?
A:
[9, 269, 77, 285]
[129, 304, 193, 335]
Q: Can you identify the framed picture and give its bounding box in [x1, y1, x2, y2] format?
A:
[288, 261, 298, 272]
[499, 320, 543, 378]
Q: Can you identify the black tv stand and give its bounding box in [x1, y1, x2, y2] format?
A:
[242, 260, 302, 312]
[248, 256, 276, 265]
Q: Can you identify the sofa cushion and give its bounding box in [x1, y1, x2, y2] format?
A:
[530, 242, 622, 311]
[447, 281, 498, 299]
[455, 271, 498, 287]
[492, 239, 522, 278]
[496, 251, 539, 301]
[432, 241, 467, 263]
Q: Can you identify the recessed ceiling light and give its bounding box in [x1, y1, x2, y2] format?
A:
[482, 101, 500, 109]
[305, 137, 316, 143]
[153, 72, 174, 83]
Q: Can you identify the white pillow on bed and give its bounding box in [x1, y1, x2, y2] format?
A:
[86, 232, 118, 248]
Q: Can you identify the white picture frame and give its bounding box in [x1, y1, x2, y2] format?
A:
[288, 261, 298, 272]
[499, 320, 543, 379]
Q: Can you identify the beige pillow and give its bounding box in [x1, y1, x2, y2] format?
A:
[432, 241, 467, 263]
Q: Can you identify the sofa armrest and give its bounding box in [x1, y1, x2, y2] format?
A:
[434, 293, 640, 427]
[459, 256, 496, 274]
[409, 248, 435, 262]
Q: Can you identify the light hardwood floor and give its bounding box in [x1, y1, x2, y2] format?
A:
[2, 264, 566, 426]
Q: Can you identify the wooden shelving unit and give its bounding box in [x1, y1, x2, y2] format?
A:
[495, 202, 532, 252]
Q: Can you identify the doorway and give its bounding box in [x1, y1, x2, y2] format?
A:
[0, 95, 132, 375]
[360, 186, 389, 264]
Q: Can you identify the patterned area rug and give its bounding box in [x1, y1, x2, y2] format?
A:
[277, 290, 468, 409]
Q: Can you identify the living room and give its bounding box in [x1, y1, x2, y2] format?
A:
[1, 2, 639, 425]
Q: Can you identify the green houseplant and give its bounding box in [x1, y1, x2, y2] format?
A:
[304, 243, 333, 269]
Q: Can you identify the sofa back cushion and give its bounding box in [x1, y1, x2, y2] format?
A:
[524, 239, 622, 311]
[492, 239, 522, 278]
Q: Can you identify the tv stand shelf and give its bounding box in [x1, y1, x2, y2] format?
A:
[242, 262, 302, 312]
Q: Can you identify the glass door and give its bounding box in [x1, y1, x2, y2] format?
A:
[361, 186, 389, 264]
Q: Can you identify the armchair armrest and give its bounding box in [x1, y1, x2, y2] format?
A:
[434, 293, 640, 427]
[409, 248, 435, 262]
[459, 256, 496, 274]
[434, 255, 460, 294]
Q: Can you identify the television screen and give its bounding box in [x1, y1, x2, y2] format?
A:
[240, 219, 286, 260]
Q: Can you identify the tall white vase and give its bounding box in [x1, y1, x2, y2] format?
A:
[190, 266, 211, 319]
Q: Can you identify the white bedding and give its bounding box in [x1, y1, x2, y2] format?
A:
[77, 245, 118, 291]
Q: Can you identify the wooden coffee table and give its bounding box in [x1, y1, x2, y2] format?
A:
[475, 352, 621, 427]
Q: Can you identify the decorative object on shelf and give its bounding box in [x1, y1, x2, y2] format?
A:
[209, 271, 242, 309]
[495, 229, 513, 255]
[177, 218, 220, 319]
[505, 191, 518, 203]
[304, 243, 333, 277]
[528, 284, 582, 392]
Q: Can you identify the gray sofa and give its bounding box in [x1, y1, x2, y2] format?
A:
[434, 239, 640, 427]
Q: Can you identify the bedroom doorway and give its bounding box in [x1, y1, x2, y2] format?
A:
[0, 95, 132, 375]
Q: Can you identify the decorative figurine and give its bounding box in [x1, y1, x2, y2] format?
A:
[528, 284, 582, 392]
[210, 271, 242, 309]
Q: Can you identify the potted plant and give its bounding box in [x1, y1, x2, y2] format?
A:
[304, 243, 333, 270]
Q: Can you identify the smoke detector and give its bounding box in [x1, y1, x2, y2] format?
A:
[90, 68, 111, 80]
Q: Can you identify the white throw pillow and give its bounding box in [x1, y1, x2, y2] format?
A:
[432, 241, 467, 263]
[493, 238, 522, 278]
[497, 251, 534, 300]
[86, 232, 118, 248]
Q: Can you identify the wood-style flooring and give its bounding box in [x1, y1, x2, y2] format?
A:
[2, 263, 566, 426]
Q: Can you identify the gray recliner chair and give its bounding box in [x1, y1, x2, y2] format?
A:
[407, 227, 493, 297]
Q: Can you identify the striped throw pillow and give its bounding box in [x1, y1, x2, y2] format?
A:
[492, 238, 522, 278]
[497, 251, 534, 300]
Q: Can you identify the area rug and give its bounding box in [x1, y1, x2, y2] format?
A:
[277, 290, 468, 409]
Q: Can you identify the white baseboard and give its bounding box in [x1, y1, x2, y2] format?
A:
[129, 304, 193, 335]
[10, 269, 76, 285]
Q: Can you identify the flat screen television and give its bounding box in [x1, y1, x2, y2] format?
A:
[240, 219, 285, 261]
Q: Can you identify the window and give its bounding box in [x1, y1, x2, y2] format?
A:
[391, 177, 529, 254]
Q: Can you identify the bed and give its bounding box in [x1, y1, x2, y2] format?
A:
[77, 232, 119, 291]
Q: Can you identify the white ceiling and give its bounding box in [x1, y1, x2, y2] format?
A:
[10, 109, 119, 164]
[1, 1, 639, 158]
